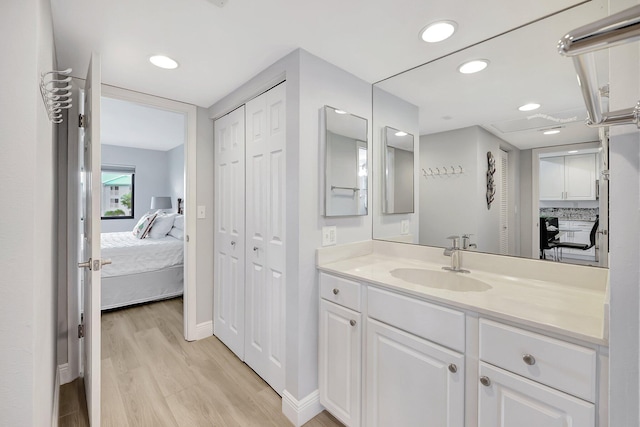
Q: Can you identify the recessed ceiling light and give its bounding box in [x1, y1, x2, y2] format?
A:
[420, 21, 457, 43]
[149, 55, 179, 69]
[568, 150, 579, 153]
[395, 131, 408, 137]
[334, 109, 347, 115]
[458, 59, 489, 74]
[518, 103, 541, 111]
[543, 129, 561, 135]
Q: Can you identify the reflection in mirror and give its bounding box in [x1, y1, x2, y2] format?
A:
[324, 106, 368, 217]
[372, 0, 609, 267]
[384, 127, 415, 214]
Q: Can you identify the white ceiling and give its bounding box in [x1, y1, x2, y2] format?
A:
[51, 0, 586, 108]
[376, 0, 609, 150]
[101, 96, 186, 151]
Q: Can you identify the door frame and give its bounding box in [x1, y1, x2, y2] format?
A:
[67, 82, 199, 379]
[531, 141, 601, 261]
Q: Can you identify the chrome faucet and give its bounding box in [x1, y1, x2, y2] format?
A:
[462, 234, 477, 250]
[443, 235, 470, 273]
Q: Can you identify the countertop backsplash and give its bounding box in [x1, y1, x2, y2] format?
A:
[540, 207, 599, 221]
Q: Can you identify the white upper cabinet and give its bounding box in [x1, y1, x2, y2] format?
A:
[539, 154, 597, 201]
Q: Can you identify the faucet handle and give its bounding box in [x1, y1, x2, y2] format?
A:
[446, 235, 460, 248]
[462, 233, 474, 239]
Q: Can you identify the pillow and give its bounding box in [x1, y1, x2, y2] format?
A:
[132, 212, 158, 239]
[168, 226, 184, 240]
[173, 214, 184, 230]
[148, 213, 177, 239]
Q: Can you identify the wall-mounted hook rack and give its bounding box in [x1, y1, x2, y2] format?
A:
[39, 68, 73, 124]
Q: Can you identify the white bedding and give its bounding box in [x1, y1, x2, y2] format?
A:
[101, 232, 183, 278]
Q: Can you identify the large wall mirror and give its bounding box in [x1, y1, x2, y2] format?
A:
[324, 105, 369, 217]
[372, 0, 609, 267]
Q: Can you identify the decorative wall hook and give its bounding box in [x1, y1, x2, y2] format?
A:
[40, 68, 73, 124]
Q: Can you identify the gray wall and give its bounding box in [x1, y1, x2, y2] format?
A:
[519, 149, 533, 257]
[372, 87, 420, 242]
[195, 107, 214, 324]
[208, 49, 373, 402]
[167, 144, 184, 207]
[0, 0, 58, 425]
[101, 144, 179, 232]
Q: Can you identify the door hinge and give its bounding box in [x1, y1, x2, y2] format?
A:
[79, 114, 85, 128]
[78, 323, 85, 338]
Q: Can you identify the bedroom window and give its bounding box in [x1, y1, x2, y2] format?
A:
[101, 166, 135, 219]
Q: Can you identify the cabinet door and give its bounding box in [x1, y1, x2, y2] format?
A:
[564, 154, 596, 200]
[213, 106, 246, 359]
[319, 300, 361, 427]
[478, 363, 595, 427]
[244, 82, 287, 394]
[366, 319, 464, 427]
[539, 157, 565, 200]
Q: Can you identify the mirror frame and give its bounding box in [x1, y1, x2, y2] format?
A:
[323, 105, 369, 217]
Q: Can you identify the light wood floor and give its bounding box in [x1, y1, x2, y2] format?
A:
[60, 298, 343, 427]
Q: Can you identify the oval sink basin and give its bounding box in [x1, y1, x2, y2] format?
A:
[390, 268, 492, 292]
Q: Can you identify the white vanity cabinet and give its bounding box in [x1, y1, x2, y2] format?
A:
[366, 319, 465, 427]
[539, 154, 597, 201]
[319, 273, 362, 427]
[478, 319, 597, 427]
[317, 270, 606, 427]
[366, 287, 465, 427]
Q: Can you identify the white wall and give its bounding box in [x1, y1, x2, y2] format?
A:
[101, 144, 172, 232]
[372, 87, 420, 242]
[0, 0, 58, 425]
[608, 0, 640, 424]
[519, 149, 534, 257]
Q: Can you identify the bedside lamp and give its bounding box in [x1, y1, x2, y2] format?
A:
[150, 196, 172, 212]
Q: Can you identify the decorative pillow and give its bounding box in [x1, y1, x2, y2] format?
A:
[148, 213, 177, 239]
[173, 214, 184, 230]
[132, 212, 158, 239]
[168, 226, 184, 240]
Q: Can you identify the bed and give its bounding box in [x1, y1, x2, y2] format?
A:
[100, 216, 184, 310]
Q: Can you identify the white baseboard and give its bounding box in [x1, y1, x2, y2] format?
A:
[52, 367, 61, 427]
[194, 320, 213, 341]
[58, 363, 73, 385]
[282, 389, 323, 427]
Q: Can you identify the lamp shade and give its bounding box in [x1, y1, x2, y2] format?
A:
[150, 196, 172, 210]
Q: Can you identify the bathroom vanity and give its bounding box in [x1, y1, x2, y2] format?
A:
[317, 240, 609, 427]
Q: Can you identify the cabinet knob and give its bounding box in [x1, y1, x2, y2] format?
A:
[448, 363, 457, 373]
[231, 241, 236, 246]
[350, 319, 356, 326]
[522, 354, 536, 366]
[332, 288, 339, 295]
[253, 246, 259, 251]
[480, 376, 491, 387]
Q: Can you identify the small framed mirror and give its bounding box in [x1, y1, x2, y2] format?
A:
[383, 126, 415, 214]
[324, 106, 368, 217]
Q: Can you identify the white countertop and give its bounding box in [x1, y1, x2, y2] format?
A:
[317, 241, 609, 346]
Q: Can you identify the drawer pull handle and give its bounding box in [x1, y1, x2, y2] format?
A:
[448, 363, 457, 373]
[350, 319, 356, 326]
[332, 288, 339, 295]
[522, 354, 536, 366]
[480, 376, 491, 387]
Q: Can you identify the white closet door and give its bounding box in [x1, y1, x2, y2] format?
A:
[213, 106, 246, 359]
[245, 82, 287, 394]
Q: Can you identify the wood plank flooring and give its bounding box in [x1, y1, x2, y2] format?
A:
[60, 298, 343, 427]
